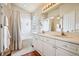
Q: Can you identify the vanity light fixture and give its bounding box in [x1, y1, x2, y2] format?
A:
[42, 3, 56, 11]
[57, 16, 61, 20]
[42, 3, 61, 13]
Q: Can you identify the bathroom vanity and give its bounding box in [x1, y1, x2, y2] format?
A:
[32, 32, 79, 56]
[32, 4, 79, 56]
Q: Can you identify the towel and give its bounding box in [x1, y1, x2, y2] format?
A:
[3, 16, 11, 50]
[4, 16, 8, 26]
[3, 26, 11, 51]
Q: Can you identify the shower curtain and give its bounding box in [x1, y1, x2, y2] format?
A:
[0, 4, 22, 53]
[12, 10, 22, 50]
[5, 4, 22, 51]
[3, 16, 11, 51]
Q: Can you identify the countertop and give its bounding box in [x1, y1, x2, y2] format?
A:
[33, 32, 79, 45]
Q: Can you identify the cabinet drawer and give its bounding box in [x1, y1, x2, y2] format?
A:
[34, 35, 39, 39]
[46, 38, 55, 45]
[40, 36, 45, 41]
[43, 42, 55, 56]
[56, 40, 79, 55]
[33, 34, 38, 37]
[40, 36, 55, 45]
[56, 47, 77, 56]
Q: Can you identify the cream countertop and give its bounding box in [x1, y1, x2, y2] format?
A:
[33, 32, 79, 45]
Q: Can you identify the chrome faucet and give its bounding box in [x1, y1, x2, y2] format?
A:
[61, 16, 65, 36]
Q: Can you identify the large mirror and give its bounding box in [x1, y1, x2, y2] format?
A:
[40, 4, 79, 35]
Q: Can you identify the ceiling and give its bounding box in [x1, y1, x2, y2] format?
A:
[14, 3, 47, 13]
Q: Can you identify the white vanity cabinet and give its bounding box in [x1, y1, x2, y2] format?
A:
[40, 36, 56, 56]
[32, 35, 44, 55]
[36, 39, 44, 55]
[33, 34, 79, 56]
[32, 35, 41, 50]
[56, 40, 79, 55]
[33, 35, 56, 56]
[56, 47, 76, 56]
[43, 42, 55, 56]
[32, 36, 38, 50]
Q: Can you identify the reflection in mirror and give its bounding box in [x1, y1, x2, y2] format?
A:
[40, 18, 50, 33]
[63, 11, 75, 33]
[49, 15, 62, 32]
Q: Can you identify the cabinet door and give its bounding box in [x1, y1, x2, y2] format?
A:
[32, 36, 38, 50]
[43, 42, 55, 56]
[36, 39, 43, 55]
[56, 47, 76, 56]
[56, 40, 79, 55]
[33, 39, 38, 50]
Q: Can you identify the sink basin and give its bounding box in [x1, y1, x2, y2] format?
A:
[53, 35, 72, 38]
